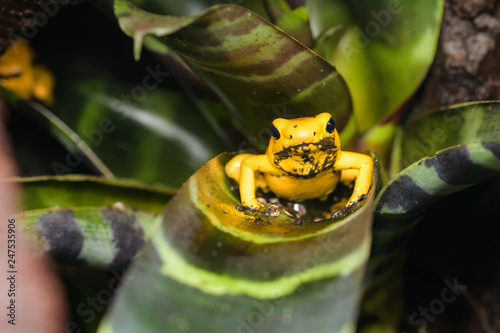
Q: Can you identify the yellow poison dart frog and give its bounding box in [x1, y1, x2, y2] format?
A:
[225, 113, 373, 216]
[0, 40, 55, 105]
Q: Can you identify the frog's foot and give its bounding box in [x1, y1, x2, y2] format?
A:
[236, 203, 273, 219]
[331, 194, 367, 219]
[237, 201, 283, 216]
[236, 199, 266, 214]
[237, 201, 301, 224]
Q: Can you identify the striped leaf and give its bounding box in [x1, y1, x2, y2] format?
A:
[98, 152, 378, 333]
[361, 102, 500, 330]
[16, 205, 153, 269]
[309, 0, 444, 133]
[115, 0, 270, 18]
[114, 0, 354, 149]
[263, 0, 313, 47]
[11, 174, 175, 214]
[377, 102, 500, 215]
[12, 175, 174, 269]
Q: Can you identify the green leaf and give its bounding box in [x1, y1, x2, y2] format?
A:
[12, 174, 175, 214]
[51, 77, 228, 187]
[13, 174, 175, 269]
[125, 0, 270, 18]
[376, 102, 500, 215]
[114, 1, 353, 149]
[98, 152, 378, 333]
[309, 0, 444, 132]
[16, 205, 153, 269]
[360, 102, 500, 330]
[356, 121, 396, 182]
[263, 0, 314, 48]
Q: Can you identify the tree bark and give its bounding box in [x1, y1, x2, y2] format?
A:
[413, 0, 500, 116]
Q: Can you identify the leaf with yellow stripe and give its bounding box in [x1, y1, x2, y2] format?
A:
[98, 152, 379, 333]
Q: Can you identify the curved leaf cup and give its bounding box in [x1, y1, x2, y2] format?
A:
[99, 152, 379, 333]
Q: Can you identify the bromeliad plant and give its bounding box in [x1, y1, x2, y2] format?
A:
[2, 0, 500, 332]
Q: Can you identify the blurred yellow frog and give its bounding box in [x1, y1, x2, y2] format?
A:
[0, 40, 54, 105]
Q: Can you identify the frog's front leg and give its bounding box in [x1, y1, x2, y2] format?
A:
[238, 155, 281, 210]
[225, 154, 268, 209]
[225, 154, 253, 181]
[334, 151, 374, 207]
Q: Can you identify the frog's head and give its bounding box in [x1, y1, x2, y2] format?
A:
[266, 112, 340, 178]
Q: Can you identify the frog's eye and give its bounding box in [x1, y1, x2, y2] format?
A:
[326, 117, 336, 134]
[270, 123, 281, 140]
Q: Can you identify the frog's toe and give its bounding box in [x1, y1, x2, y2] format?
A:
[238, 199, 265, 212]
[346, 194, 367, 207]
[331, 194, 367, 219]
[331, 206, 350, 219]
